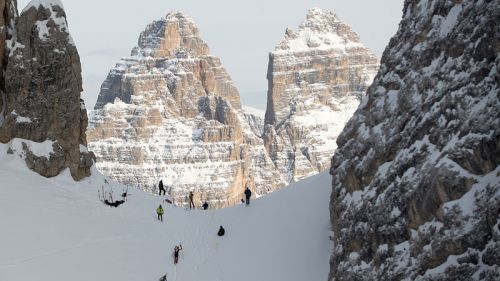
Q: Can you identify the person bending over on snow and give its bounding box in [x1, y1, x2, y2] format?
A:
[202, 201, 209, 210]
[158, 274, 167, 281]
[173, 245, 182, 264]
[158, 180, 166, 196]
[156, 205, 164, 222]
[217, 225, 225, 236]
[244, 187, 252, 206]
[189, 191, 195, 209]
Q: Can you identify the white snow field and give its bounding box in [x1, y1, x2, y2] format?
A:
[0, 139, 332, 281]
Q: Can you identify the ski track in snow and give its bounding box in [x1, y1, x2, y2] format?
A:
[0, 234, 134, 267]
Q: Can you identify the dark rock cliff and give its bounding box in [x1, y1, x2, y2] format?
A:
[329, 0, 499, 280]
[0, 0, 93, 180]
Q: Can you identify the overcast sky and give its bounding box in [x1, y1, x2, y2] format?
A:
[17, 0, 404, 109]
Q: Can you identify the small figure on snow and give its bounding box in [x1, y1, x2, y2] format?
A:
[202, 201, 209, 210]
[189, 191, 195, 209]
[156, 205, 164, 222]
[164, 193, 174, 204]
[158, 274, 167, 281]
[158, 180, 166, 196]
[173, 244, 182, 264]
[217, 225, 225, 237]
[244, 186, 252, 206]
[121, 186, 129, 201]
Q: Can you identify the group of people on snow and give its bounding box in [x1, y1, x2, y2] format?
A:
[155, 181, 253, 223]
[154, 180, 255, 280]
[157, 180, 253, 209]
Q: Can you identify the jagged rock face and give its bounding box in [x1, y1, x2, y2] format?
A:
[94, 12, 240, 111]
[264, 8, 379, 182]
[135, 12, 209, 59]
[329, 0, 499, 280]
[88, 12, 280, 208]
[0, 0, 94, 180]
[0, 0, 17, 92]
[0, 0, 17, 118]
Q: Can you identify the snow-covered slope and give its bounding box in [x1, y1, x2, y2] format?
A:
[0, 139, 331, 281]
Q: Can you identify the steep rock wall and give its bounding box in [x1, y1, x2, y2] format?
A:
[329, 0, 499, 280]
[88, 12, 278, 208]
[264, 8, 379, 183]
[0, 0, 93, 180]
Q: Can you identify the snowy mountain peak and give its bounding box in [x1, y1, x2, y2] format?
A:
[164, 11, 195, 23]
[274, 8, 363, 54]
[20, 0, 74, 46]
[22, 0, 65, 14]
[303, 7, 340, 30]
[134, 10, 209, 58]
[89, 12, 277, 208]
[262, 8, 379, 191]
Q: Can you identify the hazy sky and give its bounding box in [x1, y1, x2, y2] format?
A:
[17, 0, 404, 109]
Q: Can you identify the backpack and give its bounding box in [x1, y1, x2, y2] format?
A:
[218, 227, 225, 236]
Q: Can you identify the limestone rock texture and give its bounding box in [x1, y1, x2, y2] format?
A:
[329, 0, 499, 280]
[88, 12, 282, 208]
[264, 8, 379, 183]
[0, 0, 93, 180]
[89, 10, 380, 208]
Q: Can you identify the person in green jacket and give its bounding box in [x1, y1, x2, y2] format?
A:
[157, 205, 164, 222]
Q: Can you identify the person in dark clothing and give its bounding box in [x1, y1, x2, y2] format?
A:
[202, 201, 209, 210]
[158, 180, 166, 196]
[217, 226, 225, 236]
[244, 187, 252, 205]
[159, 274, 167, 281]
[173, 245, 182, 264]
[156, 205, 164, 222]
[189, 191, 195, 209]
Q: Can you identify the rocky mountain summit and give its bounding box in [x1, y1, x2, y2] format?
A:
[264, 7, 379, 183]
[0, 0, 93, 180]
[88, 9, 380, 208]
[329, 0, 499, 280]
[88, 12, 279, 208]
